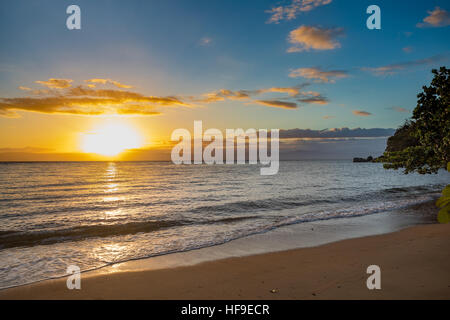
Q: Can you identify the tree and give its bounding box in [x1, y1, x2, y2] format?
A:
[384, 120, 419, 152]
[380, 67, 450, 223]
[381, 67, 449, 174]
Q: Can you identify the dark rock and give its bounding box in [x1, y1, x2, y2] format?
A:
[353, 155, 375, 163]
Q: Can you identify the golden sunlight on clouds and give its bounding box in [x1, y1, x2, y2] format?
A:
[417, 7, 450, 28]
[35, 78, 73, 89]
[0, 78, 187, 117]
[289, 67, 349, 83]
[287, 25, 344, 52]
[80, 121, 143, 156]
[352, 110, 372, 117]
[0, 77, 331, 118]
[84, 78, 133, 89]
[253, 100, 298, 109]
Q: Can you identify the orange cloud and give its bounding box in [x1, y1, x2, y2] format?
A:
[352, 110, 372, 117]
[0, 79, 188, 117]
[84, 78, 133, 89]
[195, 89, 251, 103]
[289, 67, 348, 83]
[287, 25, 344, 52]
[417, 7, 450, 28]
[253, 100, 298, 109]
[257, 87, 301, 96]
[389, 106, 409, 113]
[35, 78, 73, 89]
[194, 85, 328, 109]
[3, 79, 329, 116]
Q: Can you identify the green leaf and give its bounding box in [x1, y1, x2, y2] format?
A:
[443, 185, 450, 197]
[436, 196, 450, 208]
[437, 206, 450, 224]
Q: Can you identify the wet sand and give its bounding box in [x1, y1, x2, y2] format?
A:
[1, 223, 449, 300]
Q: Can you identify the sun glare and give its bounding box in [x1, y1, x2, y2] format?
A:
[81, 122, 143, 156]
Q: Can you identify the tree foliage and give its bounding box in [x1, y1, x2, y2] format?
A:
[381, 67, 450, 174]
[385, 121, 419, 152]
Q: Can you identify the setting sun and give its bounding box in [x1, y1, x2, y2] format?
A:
[80, 122, 143, 156]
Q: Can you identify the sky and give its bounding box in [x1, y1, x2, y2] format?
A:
[0, 0, 449, 160]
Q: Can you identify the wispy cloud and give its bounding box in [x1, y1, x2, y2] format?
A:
[194, 89, 251, 103]
[388, 106, 409, 113]
[289, 67, 348, 83]
[193, 84, 328, 109]
[352, 110, 372, 117]
[279, 127, 394, 138]
[402, 46, 413, 53]
[253, 100, 298, 109]
[266, 0, 332, 24]
[35, 78, 73, 89]
[257, 86, 304, 96]
[417, 7, 450, 28]
[298, 94, 329, 105]
[0, 78, 187, 117]
[287, 25, 344, 52]
[199, 37, 213, 46]
[362, 54, 449, 76]
[84, 78, 133, 89]
[2, 79, 330, 116]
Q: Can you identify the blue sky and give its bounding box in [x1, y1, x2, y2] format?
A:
[0, 0, 449, 158]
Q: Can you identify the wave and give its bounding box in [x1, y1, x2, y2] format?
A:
[0, 216, 259, 249]
[187, 184, 442, 215]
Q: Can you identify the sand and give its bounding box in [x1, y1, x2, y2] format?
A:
[1, 223, 449, 300]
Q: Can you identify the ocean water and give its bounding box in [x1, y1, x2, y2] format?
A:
[0, 161, 448, 289]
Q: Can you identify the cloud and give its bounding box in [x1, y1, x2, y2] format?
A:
[417, 7, 450, 28]
[195, 89, 251, 103]
[194, 84, 328, 109]
[253, 100, 298, 109]
[0, 146, 53, 153]
[266, 0, 332, 24]
[298, 94, 328, 105]
[402, 46, 413, 53]
[287, 25, 344, 52]
[257, 87, 302, 96]
[352, 110, 372, 117]
[0, 79, 187, 117]
[388, 106, 409, 113]
[279, 127, 394, 138]
[84, 78, 133, 89]
[3, 79, 328, 116]
[362, 54, 449, 76]
[289, 67, 348, 83]
[35, 78, 73, 89]
[323, 115, 335, 119]
[0, 132, 393, 161]
[200, 37, 213, 46]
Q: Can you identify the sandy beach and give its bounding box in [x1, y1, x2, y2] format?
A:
[1, 222, 449, 300]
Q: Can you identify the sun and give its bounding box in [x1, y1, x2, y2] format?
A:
[80, 121, 143, 156]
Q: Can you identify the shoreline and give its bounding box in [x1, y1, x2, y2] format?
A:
[0, 199, 441, 292]
[1, 221, 449, 299]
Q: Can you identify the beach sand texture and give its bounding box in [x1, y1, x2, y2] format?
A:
[1, 223, 449, 300]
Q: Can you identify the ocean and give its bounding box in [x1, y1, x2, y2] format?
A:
[0, 161, 448, 288]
